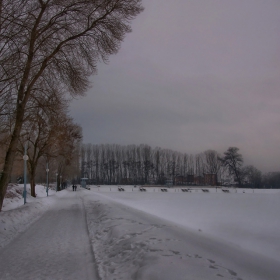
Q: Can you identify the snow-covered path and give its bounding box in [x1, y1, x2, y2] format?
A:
[0, 190, 98, 280]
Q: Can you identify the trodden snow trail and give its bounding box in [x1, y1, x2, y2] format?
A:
[0, 189, 99, 280]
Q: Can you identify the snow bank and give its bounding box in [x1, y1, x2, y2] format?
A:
[0, 184, 56, 248]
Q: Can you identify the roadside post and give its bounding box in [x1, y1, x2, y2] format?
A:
[46, 162, 49, 196]
[56, 173, 58, 192]
[23, 144, 28, 204]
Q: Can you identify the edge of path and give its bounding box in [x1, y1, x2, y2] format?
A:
[80, 193, 102, 280]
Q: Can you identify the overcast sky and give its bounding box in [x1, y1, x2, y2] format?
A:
[70, 0, 280, 173]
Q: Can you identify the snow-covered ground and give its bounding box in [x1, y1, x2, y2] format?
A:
[88, 186, 280, 260]
[0, 184, 56, 248]
[1, 184, 280, 279]
[83, 186, 280, 280]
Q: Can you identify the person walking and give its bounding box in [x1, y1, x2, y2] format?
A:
[72, 184, 75, 191]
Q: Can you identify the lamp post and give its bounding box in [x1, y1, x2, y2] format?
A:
[56, 172, 58, 192]
[23, 143, 28, 204]
[46, 162, 49, 196]
[23, 143, 29, 204]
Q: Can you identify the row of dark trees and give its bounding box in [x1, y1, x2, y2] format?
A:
[0, 0, 144, 211]
[79, 144, 274, 188]
[262, 172, 280, 189]
[0, 68, 83, 195]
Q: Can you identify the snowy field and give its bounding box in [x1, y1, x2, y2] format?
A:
[1, 184, 280, 280]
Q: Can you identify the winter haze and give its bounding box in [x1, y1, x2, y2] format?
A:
[70, 0, 280, 173]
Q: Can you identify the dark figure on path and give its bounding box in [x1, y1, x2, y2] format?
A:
[72, 185, 75, 191]
[74, 185, 77, 191]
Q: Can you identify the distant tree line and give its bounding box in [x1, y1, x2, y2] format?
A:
[79, 144, 279, 188]
[262, 172, 280, 189]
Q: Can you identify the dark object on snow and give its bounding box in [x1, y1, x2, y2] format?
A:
[181, 189, 191, 192]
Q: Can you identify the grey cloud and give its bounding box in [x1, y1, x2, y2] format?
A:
[70, 0, 280, 172]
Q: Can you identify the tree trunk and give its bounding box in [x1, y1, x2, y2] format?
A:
[30, 176, 36, 198]
[0, 149, 16, 211]
[28, 164, 37, 197]
[0, 103, 25, 211]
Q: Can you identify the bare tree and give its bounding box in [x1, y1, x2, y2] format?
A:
[18, 95, 82, 197]
[0, 0, 143, 210]
[219, 147, 243, 186]
[262, 172, 280, 189]
[18, 109, 51, 197]
[203, 150, 221, 174]
[195, 153, 204, 177]
[242, 165, 262, 188]
[53, 116, 82, 190]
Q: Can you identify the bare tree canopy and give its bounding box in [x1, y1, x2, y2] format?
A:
[203, 149, 221, 174]
[18, 92, 82, 197]
[219, 147, 243, 186]
[1, 0, 144, 98]
[0, 0, 143, 211]
[242, 165, 262, 188]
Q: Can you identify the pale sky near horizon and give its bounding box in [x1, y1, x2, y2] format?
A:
[70, 0, 280, 173]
